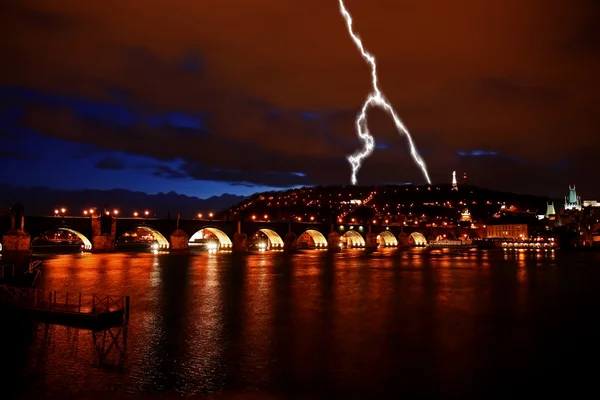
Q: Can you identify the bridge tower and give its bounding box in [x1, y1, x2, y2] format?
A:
[1, 202, 31, 258]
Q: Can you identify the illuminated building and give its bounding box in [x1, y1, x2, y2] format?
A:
[451, 171, 458, 191]
[564, 185, 582, 211]
[460, 208, 472, 222]
[583, 200, 600, 208]
[486, 216, 531, 239]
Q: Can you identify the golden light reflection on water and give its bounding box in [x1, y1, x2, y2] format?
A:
[238, 253, 276, 387]
[12, 248, 600, 398]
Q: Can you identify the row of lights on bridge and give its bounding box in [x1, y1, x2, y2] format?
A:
[247, 215, 317, 221]
[245, 216, 392, 223]
[52, 211, 456, 226]
[54, 208, 152, 217]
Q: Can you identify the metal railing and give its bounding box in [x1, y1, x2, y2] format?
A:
[0, 285, 128, 316]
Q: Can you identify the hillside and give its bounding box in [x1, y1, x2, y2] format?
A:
[223, 184, 554, 224]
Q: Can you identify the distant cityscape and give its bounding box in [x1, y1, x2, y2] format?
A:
[1, 171, 598, 253]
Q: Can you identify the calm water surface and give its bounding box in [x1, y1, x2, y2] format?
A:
[2, 248, 600, 399]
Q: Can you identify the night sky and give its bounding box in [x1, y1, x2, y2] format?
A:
[1, 0, 598, 199]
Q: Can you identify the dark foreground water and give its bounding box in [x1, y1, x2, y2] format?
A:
[2, 248, 600, 399]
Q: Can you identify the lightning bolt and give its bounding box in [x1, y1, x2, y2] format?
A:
[338, 0, 431, 185]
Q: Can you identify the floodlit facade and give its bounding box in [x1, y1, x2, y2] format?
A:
[486, 216, 531, 239]
[460, 208, 472, 222]
[583, 200, 600, 208]
[545, 202, 556, 218]
[565, 185, 582, 211]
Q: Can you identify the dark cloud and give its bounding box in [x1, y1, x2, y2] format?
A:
[229, 182, 258, 188]
[0, 0, 598, 197]
[149, 165, 188, 180]
[0, 149, 35, 159]
[180, 163, 313, 188]
[95, 157, 125, 170]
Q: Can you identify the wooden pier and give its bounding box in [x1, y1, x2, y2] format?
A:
[0, 285, 129, 330]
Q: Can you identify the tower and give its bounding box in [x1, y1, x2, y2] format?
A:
[452, 171, 458, 191]
[545, 202, 556, 218]
[564, 185, 582, 211]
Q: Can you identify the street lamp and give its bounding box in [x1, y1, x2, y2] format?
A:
[133, 211, 139, 217]
[113, 209, 119, 216]
[144, 210, 150, 216]
[198, 213, 202, 219]
[208, 212, 214, 219]
[83, 210, 88, 216]
[252, 215, 256, 220]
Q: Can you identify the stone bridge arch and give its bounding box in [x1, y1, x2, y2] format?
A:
[189, 227, 233, 250]
[341, 230, 365, 248]
[119, 225, 170, 249]
[377, 230, 398, 247]
[409, 232, 428, 246]
[297, 229, 328, 249]
[251, 228, 284, 250]
[32, 226, 93, 250]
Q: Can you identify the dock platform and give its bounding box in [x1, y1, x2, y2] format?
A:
[0, 286, 129, 330]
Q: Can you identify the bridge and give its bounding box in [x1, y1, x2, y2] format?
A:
[1, 213, 478, 254]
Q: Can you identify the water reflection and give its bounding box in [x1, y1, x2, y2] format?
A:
[6, 249, 600, 398]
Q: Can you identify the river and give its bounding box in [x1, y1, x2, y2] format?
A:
[2, 248, 600, 399]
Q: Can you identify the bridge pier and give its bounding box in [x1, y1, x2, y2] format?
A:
[1, 206, 31, 259]
[92, 235, 115, 253]
[398, 232, 409, 247]
[91, 214, 116, 253]
[283, 232, 297, 253]
[232, 233, 248, 252]
[327, 231, 341, 252]
[365, 233, 379, 250]
[2, 229, 31, 254]
[232, 220, 247, 252]
[365, 225, 378, 250]
[170, 229, 189, 251]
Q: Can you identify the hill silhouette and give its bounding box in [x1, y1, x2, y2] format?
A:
[222, 184, 554, 223]
[0, 184, 247, 217]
